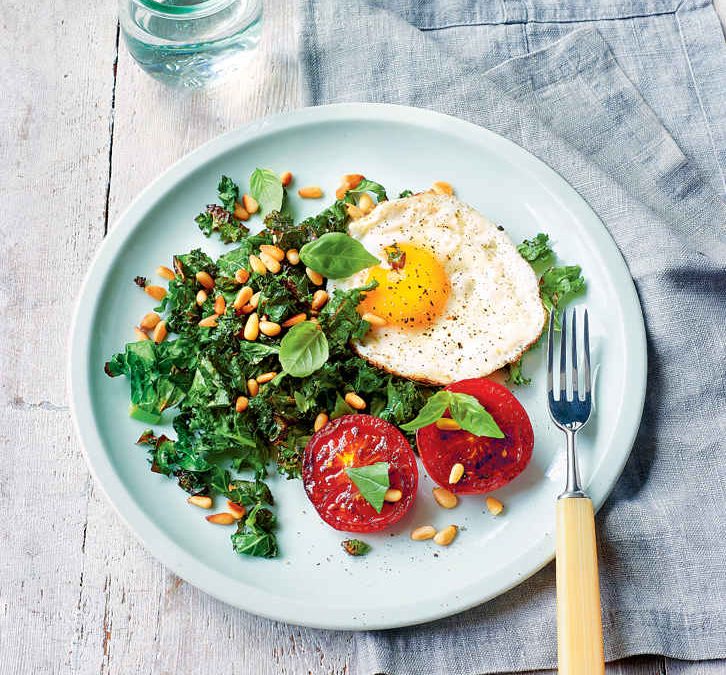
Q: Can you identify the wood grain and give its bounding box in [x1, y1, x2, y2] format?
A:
[1, 0, 724, 673]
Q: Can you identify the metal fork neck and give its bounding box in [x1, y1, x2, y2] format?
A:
[559, 428, 587, 499]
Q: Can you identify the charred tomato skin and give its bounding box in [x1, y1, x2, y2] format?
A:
[303, 415, 418, 532]
[416, 378, 534, 494]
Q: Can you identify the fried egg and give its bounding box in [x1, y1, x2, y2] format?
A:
[329, 192, 546, 385]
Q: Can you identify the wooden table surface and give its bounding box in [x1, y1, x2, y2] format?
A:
[2, 1, 724, 673]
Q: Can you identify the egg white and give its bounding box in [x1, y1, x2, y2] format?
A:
[329, 192, 546, 385]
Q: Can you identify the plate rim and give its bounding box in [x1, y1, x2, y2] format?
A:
[67, 102, 647, 630]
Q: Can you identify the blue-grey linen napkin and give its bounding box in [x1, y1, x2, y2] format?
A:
[295, 1, 726, 673]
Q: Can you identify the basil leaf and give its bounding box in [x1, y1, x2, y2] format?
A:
[345, 178, 387, 202]
[344, 462, 390, 513]
[448, 392, 505, 438]
[299, 232, 379, 279]
[399, 390, 450, 431]
[278, 321, 329, 378]
[249, 168, 284, 217]
[400, 391, 504, 438]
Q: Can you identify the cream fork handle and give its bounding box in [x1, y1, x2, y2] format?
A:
[556, 496, 605, 675]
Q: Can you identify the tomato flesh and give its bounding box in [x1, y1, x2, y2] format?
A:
[416, 378, 534, 494]
[303, 415, 418, 532]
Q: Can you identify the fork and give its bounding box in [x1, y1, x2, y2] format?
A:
[547, 307, 605, 675]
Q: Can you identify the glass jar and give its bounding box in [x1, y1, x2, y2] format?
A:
[119, 0, 263, 88]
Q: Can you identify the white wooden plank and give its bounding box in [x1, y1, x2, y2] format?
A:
[0, 1, 119, 674]
[70, 2, 351, 674]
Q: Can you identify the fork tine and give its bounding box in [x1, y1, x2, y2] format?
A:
[547, 310, 554, 396]
[571, 308, 578, 399]
[583, 308, 591, 397]
[559, 309, 567, 398]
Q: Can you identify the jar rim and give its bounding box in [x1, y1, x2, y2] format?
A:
[131, 0, 236, 18]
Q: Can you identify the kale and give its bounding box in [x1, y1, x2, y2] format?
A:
[398, 189, 413, 198]
[104, 339, 196, 419]
[506, 359, 531, 386]
[217, 175, 239, 212]
[194, 177, 248, 244]
[319, 281, 377, 353]
[517, 233, 553, 265]
[265, 200, 350, 250]
[231, 504, 278, 558]
[341, 539, 371, 556]
[540, 265, 586, 327]
[195, 204, 249, 244]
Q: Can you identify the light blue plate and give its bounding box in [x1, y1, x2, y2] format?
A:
[68, 103, 646, 630]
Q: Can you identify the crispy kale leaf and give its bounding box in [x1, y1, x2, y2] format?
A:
[231, 504, 278, 558]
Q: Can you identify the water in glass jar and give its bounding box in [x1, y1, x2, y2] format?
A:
[120, 0, 262, 88]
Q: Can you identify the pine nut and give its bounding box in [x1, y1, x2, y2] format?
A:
[134, 327, 149, 341]
[306, 267, 324, 285]
[196, 290, 208, 306]
[256, 371, 277, 384]
[198, 315, 218, 328]
[286, 249, 300, 265]
[152, 321, 167, 343]
[144, 285, 167, 301]
[344, 392, 366, 410]
[384, 488, 403, 503]
[243, 312, 259, 341]
[298, 186, 323, 199]
[235, 396, 249, 413]
[206, 512, 237, 525]
[432, 181, 454, 196]
[227, 501, 246, 519]
[433, 487, 458, 509]
[233, 286, 253, 310]
[250, 291, 261, 308]
[259, 251, 282, 274]
[344, 174, 364, 189]
[280, 171, 293, 187]
[140, 312, 161, 330]
[449, 463, 465, 485]
[433, 524, 458, 546]
[282, 312, 306, 327]
[486, 496, 504, 516]
[187, 495, 213, 509]
[240, 304, 255, 314]
[242, 194, 259, 214]
[410, 525, 437, 541]
[259, 320, 281, 337]
[311, 290, 329, 311]
[345, 203, 365, 220]
[358, 193, 375, 214]
[361, 312, 386, 327]
[233, 202, 250, 221]
[214, 295, 226, 315]
[156, 265, 175, 280]
[234, 268, 250, 284]
[436, 418, 461, 431]
[249, 255, 267, 276]
[260, 244, 285, 262]
[314, 412, 329, 432]
[195, 271, 215, 289]
[247, 378, 259, 397]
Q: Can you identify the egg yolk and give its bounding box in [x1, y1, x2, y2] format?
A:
[358, 243, 450, 330]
